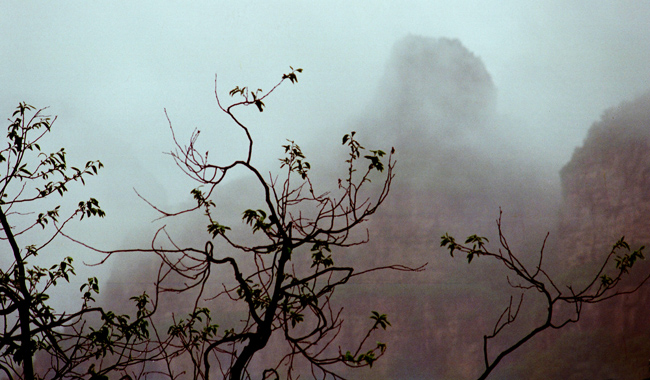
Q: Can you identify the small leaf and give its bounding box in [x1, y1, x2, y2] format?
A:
[255, 99, 264, 112]
[207, 221, 231, 238]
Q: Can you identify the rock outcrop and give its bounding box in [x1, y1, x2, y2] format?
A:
[558, 92, 650, 265]
[536, 92, 650, 380]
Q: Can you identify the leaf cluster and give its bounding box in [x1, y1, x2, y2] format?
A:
[280, 140, 311, 180]
[191, 187, 231, 238]
[441, 233, 489, 263]
[310, 241, 333, 268]
[340, 312, 390, 368]
[341, 132, 393, 189]
[600, 237, 646, 286]
[88, 293, 151, 358]
[168, 308, 220, 349]
[282, 66, 303, 84]
[242, 208, 273, 233]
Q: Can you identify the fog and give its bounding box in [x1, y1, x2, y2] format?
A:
[2, 2, 650, 379]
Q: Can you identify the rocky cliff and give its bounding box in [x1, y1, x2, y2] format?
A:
[351, 37, 650, 380]
[531, 91, 650, 380]
[558, 92, 650, 265]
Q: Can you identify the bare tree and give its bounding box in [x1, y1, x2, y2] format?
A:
[440, 210, 649, 380]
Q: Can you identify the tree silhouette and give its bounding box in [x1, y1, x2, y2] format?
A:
[0, 103, 159, 380]
[441, 210, 649, 380]
[106, 68, 423, 380]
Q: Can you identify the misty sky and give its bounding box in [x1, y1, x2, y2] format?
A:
[2, 1, 650, 250]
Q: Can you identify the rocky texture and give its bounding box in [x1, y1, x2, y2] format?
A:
[360, 35, 559, 257]
[352, 37, 650, 380]
[532, 91, 650, 380]
[558, 92, 650, 265]
[337, 35, 563, 379]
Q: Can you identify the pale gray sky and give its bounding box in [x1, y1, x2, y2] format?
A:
[2, 1, 650, 246]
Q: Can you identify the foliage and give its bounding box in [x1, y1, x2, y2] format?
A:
[0, 104, 158, 380]
[440, 210, 649, 380]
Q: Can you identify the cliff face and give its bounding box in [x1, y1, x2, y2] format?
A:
[356, 39, 650, 379]
[360, 35, 559, 261]
[341, 35, 564, 379]
[557, 92, 650, 265]
[535, 92, 650, 379]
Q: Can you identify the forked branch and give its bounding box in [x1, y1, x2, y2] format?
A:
[441, 210, 649, 380]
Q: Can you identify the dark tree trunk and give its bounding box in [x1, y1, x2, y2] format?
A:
[0, 207, 35, 380]
[229, 244, 292, 380]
